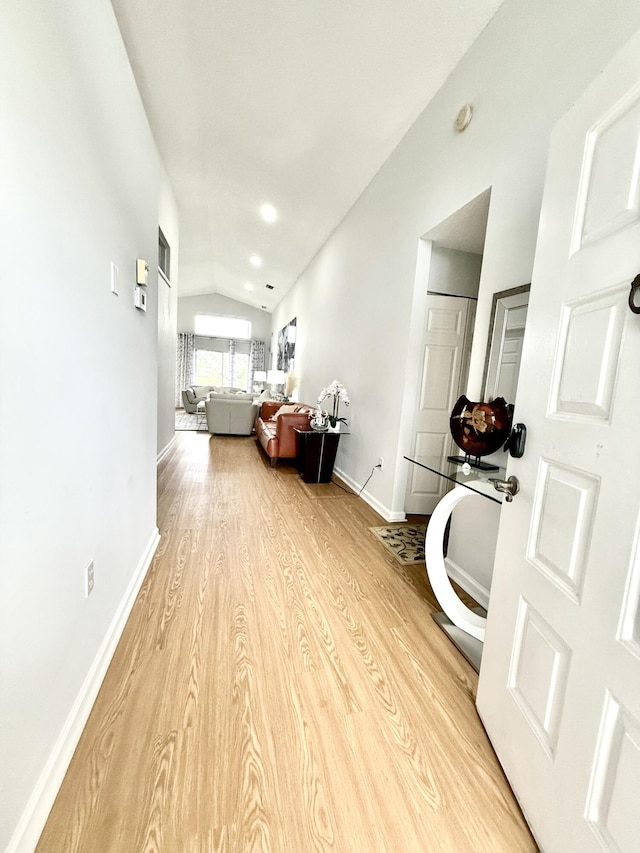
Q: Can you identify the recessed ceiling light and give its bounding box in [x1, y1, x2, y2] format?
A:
[260, 203, 278, 223]
[249, 254, 262, 267]
[244, 282, 254, 291]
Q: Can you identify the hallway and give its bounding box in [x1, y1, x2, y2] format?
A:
[37, 433, 535, 851]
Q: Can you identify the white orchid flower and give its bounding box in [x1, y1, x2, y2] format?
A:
[316, 380, 350, 424]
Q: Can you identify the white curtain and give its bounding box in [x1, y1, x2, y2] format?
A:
[175, 332, 195, 406]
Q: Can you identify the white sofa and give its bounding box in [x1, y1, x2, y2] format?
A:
[205, 396, 258, 435]
[181, 385, 247, 413]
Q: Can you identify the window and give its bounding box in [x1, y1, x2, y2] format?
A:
[194, 314, 251, 339]
[195, 350, 223, 386]
[158, 228, 170, 282]
[195, 350, 250, 390]
[193, 314, 252, 390]
[234, 353, 249, 390]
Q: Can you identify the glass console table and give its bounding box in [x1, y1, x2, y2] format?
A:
[404, 454, 507, 672]
[404, 455, 506, 503]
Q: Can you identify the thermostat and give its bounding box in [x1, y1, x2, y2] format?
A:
[136, 258, 149, 286]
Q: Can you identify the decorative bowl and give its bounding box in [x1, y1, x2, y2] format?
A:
[449, 395, 512, 458]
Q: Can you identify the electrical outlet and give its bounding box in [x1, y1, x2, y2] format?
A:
[85, 560, 95, 597]
[377, 457, 384, 471]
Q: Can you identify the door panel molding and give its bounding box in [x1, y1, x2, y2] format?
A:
[585, 691, 640, 851]
[548, 283, 626, 422]
[527, 458, 600, 602]
[572, 81, 640, 253]
[508, 597, 571, 757]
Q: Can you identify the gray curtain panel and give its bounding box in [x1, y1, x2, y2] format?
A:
[175, 332, 195, 406]
[250, 339, 266, 384]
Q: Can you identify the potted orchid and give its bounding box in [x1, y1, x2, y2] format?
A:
[317, 380, 350, 431]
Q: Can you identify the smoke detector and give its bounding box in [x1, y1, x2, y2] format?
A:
[455, 104, 473, 132]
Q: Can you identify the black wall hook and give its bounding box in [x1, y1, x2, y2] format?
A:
[629, 274, 640, 314]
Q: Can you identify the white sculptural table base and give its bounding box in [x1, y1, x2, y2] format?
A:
[425, 485, 489, 671]
[404, 455, 505, 673]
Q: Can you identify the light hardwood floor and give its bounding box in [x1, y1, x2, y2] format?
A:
[37, 433, 537, 852]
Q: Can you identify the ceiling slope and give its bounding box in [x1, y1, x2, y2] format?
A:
[111, 0, 505, 311]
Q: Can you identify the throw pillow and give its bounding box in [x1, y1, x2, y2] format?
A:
[257, 389, 270, 404]
[273, 404, 298, 419]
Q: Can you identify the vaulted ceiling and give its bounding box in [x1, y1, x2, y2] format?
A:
[110, 0, 505, 312]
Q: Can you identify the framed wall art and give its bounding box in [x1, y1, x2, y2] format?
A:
[277, 317, 297, 373]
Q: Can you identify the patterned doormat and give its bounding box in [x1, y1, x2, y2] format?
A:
[369, 525, 427, 564]
[175, 411, 208, 432]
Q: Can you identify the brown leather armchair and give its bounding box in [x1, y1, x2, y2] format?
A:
[254, 402, 315, 466]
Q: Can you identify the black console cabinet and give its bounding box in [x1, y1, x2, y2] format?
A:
[294, 429, 342, 483]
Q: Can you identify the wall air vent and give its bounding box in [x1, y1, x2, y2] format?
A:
[265, 283, 274, 290]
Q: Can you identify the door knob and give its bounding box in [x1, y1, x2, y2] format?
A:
[488, 475, 520, 502]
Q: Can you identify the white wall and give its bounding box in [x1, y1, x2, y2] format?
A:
[428, 246, 482, 299]
[271, 0, 640, 520]
[178, 293, 271, 342]
[0, 2, 163, 849]
[158, 170, 180, 457]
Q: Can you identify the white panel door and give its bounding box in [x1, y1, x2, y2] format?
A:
[494, 327, 524, 402]
[406, 294, 472, 514]
[477, 33, 640, 852]
[484, 291, 529, 404]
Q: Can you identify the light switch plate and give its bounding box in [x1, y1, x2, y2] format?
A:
[110, 262, 119, 295]
[134, 286, 147, 311]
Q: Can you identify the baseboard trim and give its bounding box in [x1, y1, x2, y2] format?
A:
[157, 436, 176, 465]
[334, 466, 406, 523]
[444, 555, 490, 610]
[8, 528, 160, 853]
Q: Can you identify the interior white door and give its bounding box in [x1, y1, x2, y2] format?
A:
[405, 293, 474, 514]
[484, 290, 529, 403]
[477, 33, 640, 853]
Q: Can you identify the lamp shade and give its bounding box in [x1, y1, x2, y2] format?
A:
[254, 370, 267, 381]
[267, 369, 285, 385]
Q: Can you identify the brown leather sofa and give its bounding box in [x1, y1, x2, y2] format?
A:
[254, 401, 315, 466]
